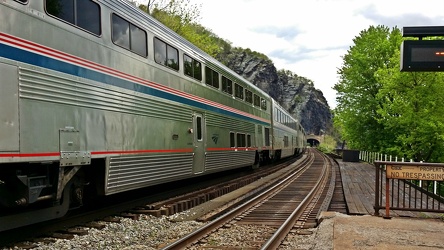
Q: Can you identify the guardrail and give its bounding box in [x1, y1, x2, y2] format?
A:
[373, 161, 444, 217]
[359, 151, 413, 163]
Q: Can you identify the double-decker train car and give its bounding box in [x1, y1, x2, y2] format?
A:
[0, 0, 305, 231]
[271, 99, 306, 160]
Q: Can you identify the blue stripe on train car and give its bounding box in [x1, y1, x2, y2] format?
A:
[0, 43, 270, 126]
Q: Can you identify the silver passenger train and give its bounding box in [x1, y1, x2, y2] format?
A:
[0, 0, 305, 230]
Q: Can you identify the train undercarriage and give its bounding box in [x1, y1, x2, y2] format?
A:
[0, 161, 100, 231]
[0, 148, 303, 232]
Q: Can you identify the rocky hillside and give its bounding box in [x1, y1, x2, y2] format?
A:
[217, 47, 332, 135]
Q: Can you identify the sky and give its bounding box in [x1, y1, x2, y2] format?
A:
[136, 0, 444, 108]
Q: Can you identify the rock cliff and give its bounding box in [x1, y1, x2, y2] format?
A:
[217, 47, 332, 135]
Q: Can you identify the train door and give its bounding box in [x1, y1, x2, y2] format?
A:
[192, 113, 205, 174]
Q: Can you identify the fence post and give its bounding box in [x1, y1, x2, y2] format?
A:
[374, 161, 380, 216]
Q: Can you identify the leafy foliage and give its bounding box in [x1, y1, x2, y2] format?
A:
[138, 0, 230, 57]
[317, 135, 337, 154]
[376, 54, 444, 162]
[334, 25, 401, 152]
[334, 25, 444, 162]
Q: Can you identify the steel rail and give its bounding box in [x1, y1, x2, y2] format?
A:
[161, 151, 316, 250]
[261, 151, 330, 249]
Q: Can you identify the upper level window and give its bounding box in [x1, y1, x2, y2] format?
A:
[184, 54, 202, 81]
[222, 76, 233, 95]
[112, 14, 147, 57]
[154, 37, 179, 70]
[235, 83, 244, 100]
[205, 66, 219, 89]
[254, 94, 260, 107]
[261, 98, 267, 110]
[245, 89, 253, 104]
[46, 0, 101, 35]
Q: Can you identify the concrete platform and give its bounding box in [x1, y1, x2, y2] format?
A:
[318, 212, 444, 249]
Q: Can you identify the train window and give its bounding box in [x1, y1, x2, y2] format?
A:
[245, 89, 253, 104]
[154, 37, 179, 70]
[46, 0, 101, 36]
[167, 45, 178, 69]
[154, 38, 166, 64]
[184, 54, 202, 81]
[247, 134, 252, 147]
[14, 0, 27, 3]
[205, 67, 219, 89]
[131, 24, 147, 56]
[196, 116, 202, 141]
[222, 76, 233, 95]
[112, 14, 147, 57]
[230, 132, 235, 147]
[254, 94, 260, 107]
[234, 83, 244, 100]
[264, 128, 270, 146]
[112, 15, 130, 49]
[284, 136, 289, 147]
[237, 133, 246, 147]
[261, 98, 267, 110]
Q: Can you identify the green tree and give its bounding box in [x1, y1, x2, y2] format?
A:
[139, 0, 200, 24]
[333, 25, 402, 151]
[375, 51, 444, 162]
[138, 0, 227, 57]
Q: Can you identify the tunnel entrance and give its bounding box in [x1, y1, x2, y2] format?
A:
[307, 138, 320, 147]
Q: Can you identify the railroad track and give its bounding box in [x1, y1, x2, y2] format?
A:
[162, 148, 333, 249]
[0, 149, 340, 249]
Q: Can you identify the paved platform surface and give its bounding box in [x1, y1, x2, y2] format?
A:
[318, 212, 444, 250]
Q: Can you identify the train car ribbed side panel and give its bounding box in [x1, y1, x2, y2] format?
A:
[206, 112, 255, 132]
[205, 151, 255, 172]
[106, 153, 193, 194]
[18, 67, 191, 122]
[281, 149, 295, 159]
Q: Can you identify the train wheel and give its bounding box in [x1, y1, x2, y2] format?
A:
[69, 174, 87, 209]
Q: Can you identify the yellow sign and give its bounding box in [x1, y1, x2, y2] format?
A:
[386, 165, 444, 181]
